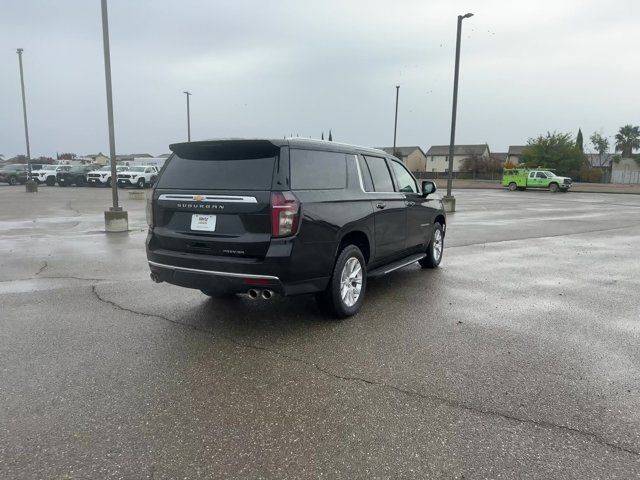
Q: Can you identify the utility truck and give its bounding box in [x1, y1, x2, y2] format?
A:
[502, 168, 572, 192]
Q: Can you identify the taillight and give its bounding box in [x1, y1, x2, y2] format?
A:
[271, 191, 300, 237]
[146, 196, 154, 228]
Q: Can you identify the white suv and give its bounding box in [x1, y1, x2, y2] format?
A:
[87, 165, 129, 187]
[117, 166, 158, 188]
[31, 165, 71, 186]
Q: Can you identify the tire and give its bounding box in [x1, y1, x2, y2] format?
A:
[106, 178, 112, 188]
[549, 182, 559, 193]
[8, 176, 17, 186]
[137, 178, 146, 189]
[419, 222, 444, 268]
[46, 176, 56, 186]
[508, 182, 517, 191]
[316, 244, 366, 318]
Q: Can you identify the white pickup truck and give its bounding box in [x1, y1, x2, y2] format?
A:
[116, 166, 158, 188]
[87, 165, 129, 187]
[31, 165, 71, 186]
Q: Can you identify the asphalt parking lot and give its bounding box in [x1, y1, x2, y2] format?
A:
[1, 185, 639, 479]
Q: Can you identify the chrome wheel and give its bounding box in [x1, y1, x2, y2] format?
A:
[433, 229, 443, 262]
[340, 257, 363, 307]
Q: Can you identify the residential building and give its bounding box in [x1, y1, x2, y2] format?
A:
[586, 153, 614, 169]
[425, 144, 491, 172]
[86, 153, 110, 165]
[491, 152, 508, 164]
[507, 145, 526, 164]
[377, 146, 428, 172]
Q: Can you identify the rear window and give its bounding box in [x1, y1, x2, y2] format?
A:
[157, 154, 276, 190]
[290, 149, 347, 190]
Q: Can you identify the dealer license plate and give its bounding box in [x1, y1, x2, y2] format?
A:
[190, 214, 216, 232]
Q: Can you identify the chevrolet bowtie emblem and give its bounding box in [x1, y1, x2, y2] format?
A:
[194, 195, 204, 201]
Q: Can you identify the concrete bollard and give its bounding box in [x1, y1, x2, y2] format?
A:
[104, 208, 128, 232]
[442, 195, 456, 213]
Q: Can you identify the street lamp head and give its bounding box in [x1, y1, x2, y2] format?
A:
[461, 13, 474, 19]
[17, 48, 23, 54]
[183, 91, 191, 96]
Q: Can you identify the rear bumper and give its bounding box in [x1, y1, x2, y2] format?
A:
[146, 237, 332, 296]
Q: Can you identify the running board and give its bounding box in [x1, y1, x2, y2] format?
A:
[367, 253, 426, 279]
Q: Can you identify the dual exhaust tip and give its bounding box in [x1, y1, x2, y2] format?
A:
[151, 272, 274, 300]
[248, 288, 274, 300]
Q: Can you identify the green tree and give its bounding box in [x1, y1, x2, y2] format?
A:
[521, 132, 586, 176]
[614, 124, 640, 157]
[576, 128, 583, 152]
[589, 132, 610, 167]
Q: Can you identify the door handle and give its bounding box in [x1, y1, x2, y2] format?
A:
[376, 202, 386, 210]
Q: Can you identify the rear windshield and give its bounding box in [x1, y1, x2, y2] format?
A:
[157, 154, 276, 190]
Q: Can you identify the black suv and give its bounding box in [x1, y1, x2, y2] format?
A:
[146, 139, 446, 317]
[56, 165, 94, 186]
[0, 164, 28, 185]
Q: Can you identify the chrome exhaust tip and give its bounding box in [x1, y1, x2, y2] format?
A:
[150, 272, 162, 283]
[261, 289, 273, 300]
[248, 289, 259, 299]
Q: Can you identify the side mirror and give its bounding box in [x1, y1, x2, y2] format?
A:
[422, 180, 437, 196]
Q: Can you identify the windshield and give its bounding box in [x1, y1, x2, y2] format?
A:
[41, 165, 57, 171]
[99, 167, 111, 171]
[128, 166, 147, 172]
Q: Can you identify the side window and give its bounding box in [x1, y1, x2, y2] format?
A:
[529, 172, 536, 179]
[357, 155, 374, 192]
[536, 172, 546, 178]
[146, 168, 152, 173]
[290, 149, 347, 190]
[364, 156, 394, 192]
[389, 160, 418, 193]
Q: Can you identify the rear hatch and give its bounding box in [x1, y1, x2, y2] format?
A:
[151, 140, 284, 260]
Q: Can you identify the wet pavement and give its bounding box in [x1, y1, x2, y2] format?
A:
[1, 185, 639, 478]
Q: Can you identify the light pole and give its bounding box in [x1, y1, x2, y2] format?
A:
[16, 48, 37, 193]
[100, 0, 128, 232]
[393, 85, 400, 155]
[183, 91, 192, 141]
[444, 12, 473, 213]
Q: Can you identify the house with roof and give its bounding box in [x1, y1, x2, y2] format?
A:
[377, 146, 428, 172]
[586, 153, 615, 169]
[86, 153, 110, 165]
[507, 145, 526, 165]
[425, 144, 491, 172]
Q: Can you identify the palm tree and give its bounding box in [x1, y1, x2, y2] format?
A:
[614, 124, 640, 157]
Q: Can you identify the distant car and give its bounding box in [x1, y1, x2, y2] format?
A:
[0, 164, 28, 185]
[117, 166, 158, 188]
[31, 165, 71, 185]
[56, 165, 94, 187]
[502, 168, 572, 192]
[87, 165, 129, 187]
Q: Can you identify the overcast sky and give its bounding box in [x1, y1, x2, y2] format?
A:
[1, 0, 638, 158]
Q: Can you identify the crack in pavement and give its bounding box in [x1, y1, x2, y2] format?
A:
[90, 285, 640, 459]
[35, 261, 48, 275]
